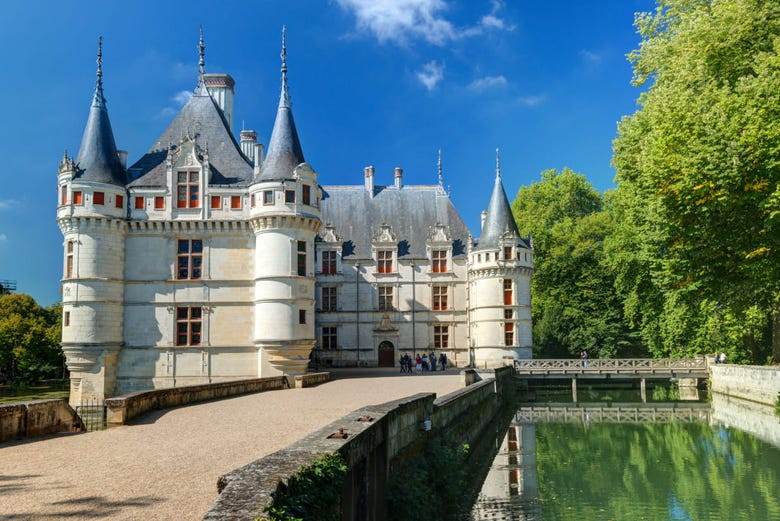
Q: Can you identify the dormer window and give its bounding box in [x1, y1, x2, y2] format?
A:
[432, 250, 447, 273]
[177, 171, 200, 208]
[377, 250, 393, 273]
[504, 246, 513, 260]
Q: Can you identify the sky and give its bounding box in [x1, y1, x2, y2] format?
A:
[0, 0, 655, 306]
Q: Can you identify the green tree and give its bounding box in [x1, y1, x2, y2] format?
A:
[612, 0, 780, 361]
[512, 169, 642, 358]
[0, 294, 63, 382]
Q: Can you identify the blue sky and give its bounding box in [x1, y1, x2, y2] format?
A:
[0, 0, 654, 306]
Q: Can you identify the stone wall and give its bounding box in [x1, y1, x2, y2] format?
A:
[0, 399, 82, 443]
[105, 376, 287, 425]
[204, 366, 514, 520]
[711, 393, 780, 448]
[710, 364, 780, 406]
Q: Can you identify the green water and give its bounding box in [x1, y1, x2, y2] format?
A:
[467, 384, 780, 520]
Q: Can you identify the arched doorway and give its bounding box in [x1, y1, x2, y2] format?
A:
[377, 341, 395, 367]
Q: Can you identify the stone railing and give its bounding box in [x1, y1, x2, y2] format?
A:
[106, 377, 287, 425]
[0, 399, 82, 442]
[293, 372, 330, 388]
[204, 366, 514, 520]
[514, 357, 708, 377]
[709, 363, 780, 406]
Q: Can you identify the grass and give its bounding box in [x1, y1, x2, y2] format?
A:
[0, 380, 70, 405]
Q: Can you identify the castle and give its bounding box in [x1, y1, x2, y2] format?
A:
[56, 31, 533, 405]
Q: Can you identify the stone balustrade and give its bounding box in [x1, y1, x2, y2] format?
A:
[0, 399, 82, 442]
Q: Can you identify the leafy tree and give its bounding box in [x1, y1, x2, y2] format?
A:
[0, 294, 63, 382]
[512, 169, 642, 358]
[612, 0, 780, 362]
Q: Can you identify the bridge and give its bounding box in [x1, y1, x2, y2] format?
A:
[516, 402, 712, 424]
[513, 357, 709, 402]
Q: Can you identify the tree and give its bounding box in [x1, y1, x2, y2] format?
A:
[612, 0, 780, 362]
[0, 294, 63, 382]
[512, 169, 642, 358]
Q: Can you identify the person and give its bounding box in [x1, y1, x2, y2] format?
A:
[399, 354, 407, 373]
[719, 352, 726, 364]
[407, 355, 414, 374]
[439, 353, 447, 371]
[415, 355, 422, 374]
[421, 354, 429, 371]
[430, 352, 436, 372]
[581, 350, 589, 368]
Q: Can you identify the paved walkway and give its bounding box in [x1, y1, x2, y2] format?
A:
[0, 369, 462, 520]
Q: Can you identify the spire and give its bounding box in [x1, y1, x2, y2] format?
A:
[74, 37, 125, 186]
[476, 150, 519, 250]
[256, 26, 305, 182]
[437, 149, 443, 186]
[194, 26, 208, 96]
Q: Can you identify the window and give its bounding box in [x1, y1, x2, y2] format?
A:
[434, 326, 449, 349]
[177, 170, 200, 208]
[211, 196, 221, 209]
[321, 251, 336, 274]
[302, 185, 311, 205]
[177, 239, 203, 280]
[115, 195, 124, 209]
[503, 279, 513, 305]
[63, 311, 70, 327]
[322, 286, 337, 312]
[322, 326, 338, 350]
[505, 322, 514, 346]
[65, 241, 74, 278]
[504, 246, 513, 260]
[230, 195, 241, 209]
[155, 196, 165, 209]
[504, 309, 513, 320]
[93, 191, 105, 205]
[432, 285, 448, 311]
[73, 191, 83, 205]
[297, 241, 307, 276]
[60, 186, 67, 205]
[134, 196, 144, 209]
[263, 190, 273, 205]
[432, 250, 447, 273]
[299, 309, 306, 324]
[285, 190, 295, 203]
[176, 306, 202, 346]
[250, 194, 255, 208]
[377, 250, 393, 274]
[378, 285, 393, 311]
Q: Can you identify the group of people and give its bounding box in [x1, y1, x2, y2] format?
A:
[399, 353, 448, 374]
[714, 352, 727, 364]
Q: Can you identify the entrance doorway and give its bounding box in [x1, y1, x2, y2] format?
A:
[378, 341, 395, 367]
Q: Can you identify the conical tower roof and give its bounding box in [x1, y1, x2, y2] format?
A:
[256, 26, 305, 182]
[476, 151, 520, 250]
[74, 37, 126, 186]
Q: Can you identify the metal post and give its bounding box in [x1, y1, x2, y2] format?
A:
[411, 262, 416, 357]
[355, 263, 360, 366]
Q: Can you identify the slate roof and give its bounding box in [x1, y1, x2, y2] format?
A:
[73, 73, 126, 186]
[127, 85, 252, 187]
[319, 185, 472, 259]
[475, 172, 528, 251]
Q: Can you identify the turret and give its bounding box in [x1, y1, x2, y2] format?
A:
[57, 37, 127, 405]
[249, 27, 321, 376]
[467, 150, 533, 366]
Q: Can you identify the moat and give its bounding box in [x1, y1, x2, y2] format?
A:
[465, 383, 780, 520]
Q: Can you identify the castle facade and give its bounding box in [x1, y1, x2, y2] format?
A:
[56, 32, 533, 404]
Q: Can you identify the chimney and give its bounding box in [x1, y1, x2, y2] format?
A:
[481, 210, 487, 232]
[394, 167, 403, 189]
[204, 73, 236, 131]
[240, 130, 258, 161]
[253, 143, 265, 176]
[364, 165, 375, 197]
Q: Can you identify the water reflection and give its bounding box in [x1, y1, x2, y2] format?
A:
[468, 396, 780, 520]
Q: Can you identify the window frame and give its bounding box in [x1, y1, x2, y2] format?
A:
[72, 191, 83, 205]
[154, 196, 165, 210]
[321, 250, 337, 274]
[285, 190, 296, 204]
[93, 191, 105, 205]
[322, 326, 338, 350]
[297, 240, 307, 276]
[263, 190, 274, 205]
[432, 285, 449, 311]
[377, 249, 393, 274]
[210, 195, 222, 209]
[176, 170, 200, 209]
[431, 249, 448, 273]
[302, 184, 311, 205]
[434, 325, 449, 349]
[134, 196, 145, 209]
[65, 241, 74, 278]
[177, 239, 203, 280]
[503, 279, 513, 305]
[322, 286, 337, 312]
[175, 306, 202, 347]
[378, 285, 394, 311]
[115, 194, 124, 209]
[230, 195, 242, 209]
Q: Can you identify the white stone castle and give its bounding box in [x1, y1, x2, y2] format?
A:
[56, 31, 533, 405]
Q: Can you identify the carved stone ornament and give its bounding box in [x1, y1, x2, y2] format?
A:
[373, 223, 397, 244]
[319, 222, 341, 244]
[62, 347, 101, 372]
[58, 152, 75, 174]
[427, 222, 450, 243]
[374, 314, 397, 332]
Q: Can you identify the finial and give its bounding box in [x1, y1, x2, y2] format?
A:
[93, 36, 105, 105]
[280, 25, 289, 107]
[495, 148, 501, 179]
[198, 26, 206, 77]
[437, 149, 443, 186]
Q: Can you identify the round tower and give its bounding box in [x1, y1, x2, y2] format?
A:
[57, 38, 127, 405]
[249, 27, 321, 376]
[468, 152, 533, 367]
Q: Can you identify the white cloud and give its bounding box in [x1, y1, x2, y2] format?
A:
[579, 49, 602, 63]
[0, 199, 20, 211]
[417, 60, 444, 90]
[468, 75, 507, 91]
[0, 233, 7, 242]
[516, 94, 546, 107]
[336, 0, 513, 45]
[173, 90, 193, 107]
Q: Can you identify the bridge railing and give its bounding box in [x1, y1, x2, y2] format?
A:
[513, 357, 707, 373]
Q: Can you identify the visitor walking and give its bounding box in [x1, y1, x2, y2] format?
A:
[430, 353, 436, 372]
[415, 355, 422, 374]
[439, 353, 447, 371]
[399, 354, 407, 373]
[581, 350, 589, 368]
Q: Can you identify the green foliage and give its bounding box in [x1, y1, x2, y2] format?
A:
[610, 0, 780, 362]
[387, 438, 471, 521]
[262, 452, 347, 521]
[0, 294, 63, 383]
[512, 169, 643, 358]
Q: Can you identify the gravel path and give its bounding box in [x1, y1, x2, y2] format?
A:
[0, 369, 462, 520]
